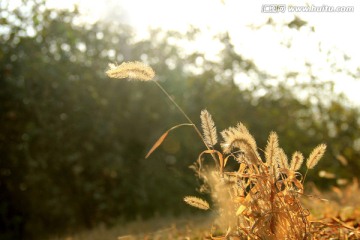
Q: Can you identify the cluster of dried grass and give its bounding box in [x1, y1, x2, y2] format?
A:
[106, 61, 359, 239]
[184, 110, 327, 239]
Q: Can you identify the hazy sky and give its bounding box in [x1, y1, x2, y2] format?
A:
[47, 0, 360, 104]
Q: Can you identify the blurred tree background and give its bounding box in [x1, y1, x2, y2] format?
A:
[1, 0, 360, 239]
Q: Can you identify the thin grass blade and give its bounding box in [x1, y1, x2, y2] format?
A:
[145, 123, 193, 158]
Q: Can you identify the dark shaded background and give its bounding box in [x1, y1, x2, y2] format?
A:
[1, 0, 359, 239]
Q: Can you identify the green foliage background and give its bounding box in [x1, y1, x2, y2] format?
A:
[1, 1, 359, 239]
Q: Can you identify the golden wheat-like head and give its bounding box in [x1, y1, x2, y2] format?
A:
[265, 131, 279, 167]
[290, 151, 304, 171]
[106, 61, 155, 81]
[183, 196, 210, 210]
[306, 143, 326, 169]
[277, 148, 289, 169]
[220, 123, 259, 164]
[200, 109, 218, 147]
[220, 123, 257, 153]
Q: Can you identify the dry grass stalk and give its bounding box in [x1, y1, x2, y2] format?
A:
[200, 109, 218, 147]
[107, 61, 218, 164]
[183, 196, 210, 210]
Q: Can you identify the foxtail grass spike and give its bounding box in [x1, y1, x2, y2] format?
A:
[183, 196, 210, 210]
[106, 61, 155, 81]
[290, 151, 304, 171]
[200, 109, 218, 147]
[306, 144, 326, 169]
[265, 131, 279, 167]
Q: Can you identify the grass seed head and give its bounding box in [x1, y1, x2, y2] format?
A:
[265, 131, 279, 167]
[306, 143, 327, 169]
[200, 109, 218, 147]
[277, 148, 289, 169]
[106, 61, 155, 81]
[220, 122, 257, 155]
[290, 151, 304, 171]
[183, 196, 210, 210]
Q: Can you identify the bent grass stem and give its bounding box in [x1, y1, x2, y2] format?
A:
[153, 80, 218, 167]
